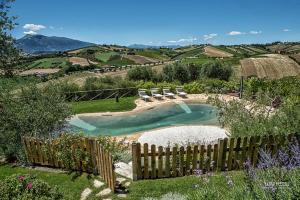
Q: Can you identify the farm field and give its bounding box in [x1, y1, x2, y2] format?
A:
[204, 46, 233, 57]
[123, 54, 159, 64]
[290, 53, 300, 64]
[27, 57, 69, 69]
[240, 54, 300, 79]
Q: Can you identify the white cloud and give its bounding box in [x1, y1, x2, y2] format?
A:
[23, 24, 46, 31]
[203, 33, 218, 41]
[167, 37, 197, 43]
[283, 29, 291, 32]
[228, 31, 245, 36]
[24, 30, 38, 35]
[249, 30, 262, 34]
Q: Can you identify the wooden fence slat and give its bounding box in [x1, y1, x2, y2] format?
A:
[172, 146, 177, 177]
[192, 145, 198, 172]
[179, 147, 185, 176]
[199, 145, 205, 170]
[165, 147, 171, 178]
[143, 143, 149, 179]
[234, 137, 241, 169]
[186, 146, 191, 175]
[206, 144, 212, 172]
[158, 146, 163, 178]
[252, 136, 260, 167]
[248, 136, 255, 163]
[217, 139, 224, 171]
[136, 143, 142, 179]
[151, 145, 156, 179]
[132, 143, 139, 181]
[212, 144, 218, 171]
[240, 137, 248, 168]
[221, 138, 228, 171]
[227, 138, 235, 170]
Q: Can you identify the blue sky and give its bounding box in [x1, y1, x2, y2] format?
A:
[11, 0, 300, 45]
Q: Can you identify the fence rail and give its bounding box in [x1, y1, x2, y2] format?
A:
[22, 137, 115, 192]
[132, 133, 298, 180]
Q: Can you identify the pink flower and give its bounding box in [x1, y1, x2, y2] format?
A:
[27, 182, 33, 190]
[18, 176, 25, 182]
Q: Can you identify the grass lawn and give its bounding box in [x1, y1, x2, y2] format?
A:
[127, 171, 248, 199]
[70, 96, 138, 114]
[0, 164, 96, 200]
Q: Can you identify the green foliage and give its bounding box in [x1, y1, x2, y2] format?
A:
[200, 61, 233, 81]
[0, 85, 72, 162]
[0, 0, 20, 77]
[42, 134, 90, 170]
[97, 136, 131, 163]
[209, 95, 300, 137]
[127, 66, 156, 81]
[0, 164, 98, 200]
[162, 63, 193, 83]
[0, 174, 63, 200]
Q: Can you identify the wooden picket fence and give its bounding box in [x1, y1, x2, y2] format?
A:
[132, 134, 299, 180]
[22, 137, 116, 192]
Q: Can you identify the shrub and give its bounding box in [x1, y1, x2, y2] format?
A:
[97, 136, 131, 163]
[200, 61, 232, 81]
[0, 174, 63, 200]
[0, 85, 71, 162]
[127, 66, 155, 81]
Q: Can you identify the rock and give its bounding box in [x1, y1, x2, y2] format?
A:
[80, 188, 92, 200]
[117, 194, 127, 198]
[115, 162, 133, 179]
[128, 161, 132, 166]
[116, 177, 126, 183]
[93, 179, 104, 188]
[96, 188, 112, 197]
[124, 182, 131, 187]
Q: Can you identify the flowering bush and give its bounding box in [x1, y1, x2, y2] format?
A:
[0, 174, 63, 200]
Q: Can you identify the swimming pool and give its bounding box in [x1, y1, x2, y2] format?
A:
[69, 102, 219, 136]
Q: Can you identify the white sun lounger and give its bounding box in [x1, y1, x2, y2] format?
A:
[176, 87, 187, 97]
[150, 88, 163, 99]
[138, 89, 150, 101]
[163, 88, 175, 98]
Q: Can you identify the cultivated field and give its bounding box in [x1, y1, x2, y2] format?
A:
[123, 54, 159, 64]
[68, 57, 97, 66]
[240, 54, 300, 79]
[204, 46, 233, 57]
[20, 68, 61, 75]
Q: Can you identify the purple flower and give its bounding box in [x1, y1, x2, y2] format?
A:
[193, 169, 203, 176]
[257, 149, 278, 169]
[27, 182, 33, 190]
[18, 176, 25, 182]
[244, 159, 256, 181]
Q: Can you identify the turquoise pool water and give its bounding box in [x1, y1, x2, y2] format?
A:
[69, 102, 219, 136]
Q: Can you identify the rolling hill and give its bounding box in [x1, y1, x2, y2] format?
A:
[16, 34, 95, 54]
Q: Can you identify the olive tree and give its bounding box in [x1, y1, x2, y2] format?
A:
[0, 0, 20, 77]
[0, 84, 72, 162]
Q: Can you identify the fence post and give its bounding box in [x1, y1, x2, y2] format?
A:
[132, 142, 138, 181]
[217, 139, 224, 171]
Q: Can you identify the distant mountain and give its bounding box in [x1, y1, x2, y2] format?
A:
[16, 34, 95, 54]
[128, 44, 181, 49]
